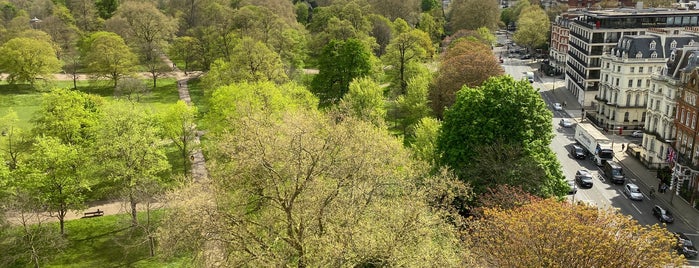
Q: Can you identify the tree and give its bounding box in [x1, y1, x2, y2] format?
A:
[311, 38, 373, 106]
[467, 199, 687, 267]
[429, 39, 503, 118]
[336, 77, 386, 127]
[389, 74, 432, 137]
[643, 0, 675, 7]
[91, 101, 170, 226]
[68, 0, 102, 32]
[436, 76, 567, 197]
[158, 100, 198, 178]
[31, 88, 104, 146]
[367, 0, 421, 25]
[0, 110, 31, 170]
[22, 136, 89, 235]
[418, 11, 445, 43]
[158, 109, 467, 266]
[513, 5, 550, 51]
[81, 31, 137, 88]
[409, 117, 440, 165]
[382, 19, 434, 94]
[114, 77, 149, 101]
[169, 36, 202, 74]
[447, 0, 499, 32]
[0, 37, 61, 86]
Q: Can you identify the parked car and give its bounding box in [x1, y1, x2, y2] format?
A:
[559, 118, 574, 128]
[567, 180, 577, 194]
[651, 205, 674, 223]
[575, 169, 594, 188]
[675, 232, 698, 259]
[553, 103, 563, 111]
[623, 183, 644, 201]
[571, 144, 586, 159]
[631, 130, 644, 138]
[520, 54, 532, 59]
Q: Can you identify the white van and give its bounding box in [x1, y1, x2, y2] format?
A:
[525, 72, 534, 83]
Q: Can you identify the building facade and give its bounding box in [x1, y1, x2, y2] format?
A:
[549, 15, 573, 75]
[673, 61, 699, 207]
[595, 30, 699, 134]
[566, 8, 699, 108]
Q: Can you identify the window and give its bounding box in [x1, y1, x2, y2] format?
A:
[630, 67, 635, 73]
[626, 94, 631, 106]
[637, 79, 642, 87]
[639, 67, 644, 73]
[650, 40, 657, 50]
[606, 62, 610, 68]
[671, 40, 678, 49]
[635, 94, 640, 106]
[671, 52, 676, 61]
[628, 80, 633, 87]
[624, 112, 629, 122]
[642, 112, 646, 122]
[646, 80, 650, 87]
[617, 66, 621, 72]
[636, 51, 643, 58]
[694, 114, 697, 129]
[616, 78, 620, 86]
[649, 67, 653, 73]
[652, 51, 658, 58]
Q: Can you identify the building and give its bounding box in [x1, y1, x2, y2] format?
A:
[549, 15, 573, 75]
[672, 51, 699, 207]
[643, 44, 699, 169]
[566, 8, 699, 108]
[594, 30, 699, 135]
[567, 0, 636, 8]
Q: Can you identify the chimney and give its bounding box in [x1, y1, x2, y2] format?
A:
[637, 1, 643, 9]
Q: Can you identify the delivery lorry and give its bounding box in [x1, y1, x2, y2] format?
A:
[574, 122, 614, 166]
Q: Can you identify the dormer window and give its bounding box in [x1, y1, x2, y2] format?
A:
[651, 51, 658, 58]
[671, 51, 676, 61]
[626, 40, 632, 49]
[616, 50, 621, 57]
[671, 40, 678, 49]
[650, 40, 657, 50]
[636, 51, 643, 58]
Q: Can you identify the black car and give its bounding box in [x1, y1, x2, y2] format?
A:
[675, 232, 698, 259]
[571, 145, 586, 159]
[575, 169, 594, 188]
[651, 205, 674, 223]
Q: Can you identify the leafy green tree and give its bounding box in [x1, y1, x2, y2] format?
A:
[436, 76, 566, 197]
[337, 77, 386, 127]
[382, 19, 434, 94]
[367, 0, 421, 25]
[114, 77, 149, 101]
[409, 117, 440, 165]
[418, 11, 445, 43]
[513, 5, 550, 51]
[68, 0, 102, 32]
[31, 88, 104, 146]
[368, 14, 393, 56]
[22, 136, 89, 235]
[158, 109, 467, 266]
[81, 31, 137, 88]
[447, 0, 499, 32]
[422, 0, 440, 11]
[169, 36, 202, 73]
[468, 199, 687, 267]
[91, 101, 170, 226]
[202, 38, 287, 89]
[0, 37, 61, 86]
[0, 110, 31, 170]
[311, 38, 373, 106]
[393, 72, 433, 134]
[158, 100, 198, 178]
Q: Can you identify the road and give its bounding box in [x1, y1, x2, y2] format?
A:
[496, 31, 699, 266]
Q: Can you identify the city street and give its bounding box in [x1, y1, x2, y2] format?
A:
[496, 31, 699, 266]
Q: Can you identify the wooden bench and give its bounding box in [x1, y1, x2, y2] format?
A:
[81, 209, 104, 218]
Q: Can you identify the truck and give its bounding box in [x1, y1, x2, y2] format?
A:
[574, 122, 614, 166]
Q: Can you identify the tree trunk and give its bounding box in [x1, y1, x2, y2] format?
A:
[130, 190, 138, 226]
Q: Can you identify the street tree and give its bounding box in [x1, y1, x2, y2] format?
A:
[513, 5, 550, 51]
[336, 77, 386, 127]
[91, 101, 170, 226]
[158, 109, 467, 266]
[158, 100, 198, 178]
[436, 76, 567, 197]
[31, 88, 104, 146]
[81, 31, 137, 88]
[467, 199, 687, 267]
[22, 136, 89, 235]
[382, 19, 434, 94]
[447, 0, 499, 32]
[429, 39, 503, 118]
[0, 37, 61, 86]
[311, 38, 373, 106]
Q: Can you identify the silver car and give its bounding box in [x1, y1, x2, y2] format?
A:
[559, 118, 574, 128]
[624, 183, 644, 201]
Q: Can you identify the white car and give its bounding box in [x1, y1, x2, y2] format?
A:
[624, 183, 644, 201]
[559, 118, 574, 128]
[631, 130, 644, 138]
[553, 103, 563, 111]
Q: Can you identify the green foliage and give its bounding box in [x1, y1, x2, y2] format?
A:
[418, 11, 445, 43]
[422, 0, 440, 11]
[513, 5, 550, 50]
[409, 117, 441, 165]
[203, 37, 288, 88]
[0, 109, 31, 170]
[337, 77, 386, 127]
[311, 38, 373, 106]
[437, 76, 566, 197]
[389, 72, 432, 138]
[169, 36, 203, 73]
[382, 26, 434, 94]
[31, 88, 104, 146]
[448, 0, 499, 32]
[81, 31, 137, 88]
[158, 100, 198, 178]
[294, 1, 310, 24]
[0, 37, 62, 86]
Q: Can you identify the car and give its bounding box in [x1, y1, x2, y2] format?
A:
[623, 183, 644, 201]
[553, 103, 563, 111]
[675, 232, 698, 259]
[571, 144, 586, 159]
[520, 54, 532, 59]
[559, 118, 574, 128]
[567, 180, 577, 194]
[631, 130, 644, 138]
[651, 205, 674, 223]
[575, 169, 594, 188]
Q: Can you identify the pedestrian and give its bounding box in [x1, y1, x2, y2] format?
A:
[661, 183, 668, 193]
[563, 101, 567, 107]
[621, 143, 625, 152]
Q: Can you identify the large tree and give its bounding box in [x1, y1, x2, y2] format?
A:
[158, 108, 468, 266]
[513, 5, 550, 51]
[0, 110, 31, 170]
[367, 0, 421, 25]
[447, 0, 499, 32]
[0, 37, 61, 86]
[382, 19, 434, 94]
[311, 38, 373, 106]
[468, 199, 687, 267]
[158, 100, 198, 178]
[437, 76, 567, 197]
[336, 77, 386, 127]
[429, 38, 503, 118]
[81, 31, 137, 88]
[31, 88, 104, 146]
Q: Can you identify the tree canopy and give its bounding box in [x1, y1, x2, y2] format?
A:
[0, 37, 62, 86]
[311, 38, 373, 106]
[447, 0, 499, 32]
[513, 5, 550, 50]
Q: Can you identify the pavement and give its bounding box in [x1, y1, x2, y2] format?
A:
[543, 74, 699, 232]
